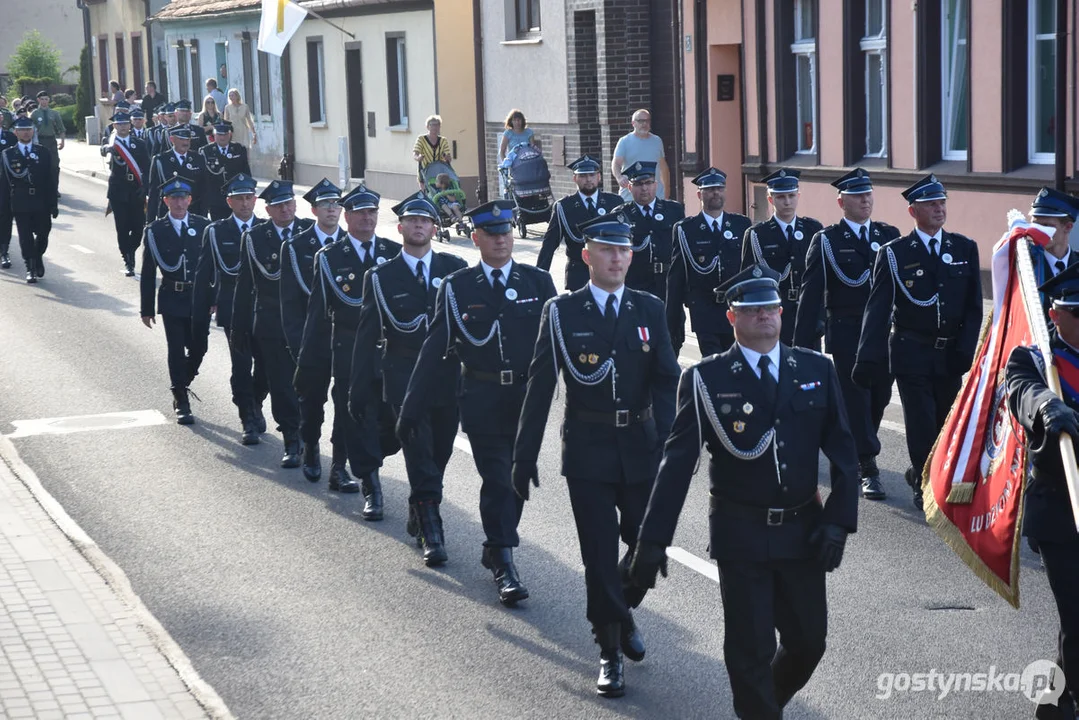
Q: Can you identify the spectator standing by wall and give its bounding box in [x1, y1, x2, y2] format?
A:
[612, 109, 669, 201]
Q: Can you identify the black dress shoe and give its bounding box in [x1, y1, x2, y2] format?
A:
[361, 472, 384, 520]
[594, 623, 625, 697]
[416, 501, 448, 566]
[25, 271, 36, 284]
[241, 420, 260, 445]
[905, 467, 924, 510]
[171, 388, 194, 425]
[406, 504, 421, 544]
[861, 475, 886, 500]
[34, 257, 44, 278]
[301, 443, 321, 481]
[124, 263, 135, 277]
[280, 436, 302, 468]
[621, 613, 645, 662]
[481, 547, 529, 606]
[328, 464, 360, 493]
[0, 253, 10, 268]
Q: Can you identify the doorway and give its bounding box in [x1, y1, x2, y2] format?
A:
[345, 44, 366, 179]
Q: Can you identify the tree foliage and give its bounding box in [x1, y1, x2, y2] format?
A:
[7, 31, 62, 84]
[75, 45, 93, 136]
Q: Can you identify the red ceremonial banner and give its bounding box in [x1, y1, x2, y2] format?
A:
[923, 213, 1052, 608]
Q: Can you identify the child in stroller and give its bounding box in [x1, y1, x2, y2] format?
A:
[432, 173, 466, 221]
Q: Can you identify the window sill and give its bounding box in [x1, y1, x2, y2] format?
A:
[387, 124, 410, 133]
[310, 121, 328, 129]
[501, 37, 543, 46]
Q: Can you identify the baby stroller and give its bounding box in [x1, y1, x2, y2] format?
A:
[421, 160, 472, 243]
[501, 144, 553, 238]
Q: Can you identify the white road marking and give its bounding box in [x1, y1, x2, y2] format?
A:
[69, 244, 94, 254]
[453, 435, 473, 455]
[880, 419, 906, 434]
[666, 546, 719, 583]
[6, 410, 169, 438]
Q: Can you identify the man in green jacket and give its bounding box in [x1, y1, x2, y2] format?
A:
[29, 90, 65, 192]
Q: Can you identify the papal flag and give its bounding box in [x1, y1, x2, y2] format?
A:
[258, 0, 308, 57]
[923, 210, 1056, 608]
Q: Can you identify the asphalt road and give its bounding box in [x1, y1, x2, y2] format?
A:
[0, 172, 1062, 719]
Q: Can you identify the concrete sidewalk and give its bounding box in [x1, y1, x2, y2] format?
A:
[0, 435, 231, 720]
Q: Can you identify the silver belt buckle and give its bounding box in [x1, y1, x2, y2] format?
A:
[499, 369, 514, 386]
[28, 188, 35, 195]
[615, 409, 630, 427]
[934, 337, 948, 349]
[767, 508, 784, 526]
[127, 173, 134, 181]
[788, 288, 799, 301]
[174, 281, 186, 291]
[653, 262, 664, 274]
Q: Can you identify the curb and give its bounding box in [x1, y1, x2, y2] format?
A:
[0, 435, 235, 720]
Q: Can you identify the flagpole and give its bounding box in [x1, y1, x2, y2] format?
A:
[1015, 233, 1079, 532]
[302, 6, 356, 39]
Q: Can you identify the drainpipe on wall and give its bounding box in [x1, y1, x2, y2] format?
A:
[280, 43, 295, 180]
[472, 0, 488, 203]
[1055, 0, 1068, 189]
[143, 0, 154, 85]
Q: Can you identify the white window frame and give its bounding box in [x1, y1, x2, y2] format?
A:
[1028, 0, 1056, 164]
[861, 0, 887, 158]
[941, 0, 969, 161]
[791, 0, 817, 155]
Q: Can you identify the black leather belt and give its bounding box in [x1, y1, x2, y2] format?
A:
[464, 366, 524, 386]
[895, 328, 955, 350]
[383, 340, 420, 359]
[168, 281, 193, 292]
[709, 495, 820, 526]
[568, 406, 653, 428]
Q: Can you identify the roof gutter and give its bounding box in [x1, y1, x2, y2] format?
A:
[75, 0, 95, 99]
[472, 0, 487, 203]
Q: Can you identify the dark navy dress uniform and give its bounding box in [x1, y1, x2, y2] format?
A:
[794, 168, 900, 482]
[740, 169, 823, 346]
[140, 176, 210, 424]
[231, 180, 313, 465]
[2, 118, 57, 282]
[615, 161, 685, 301]
[1005, 261, 1079, 719]
[537, 155, 624, 291]
[667, 168, 752, 356]
[99, 112, 150, 274]
[855, 175, 982, 507]
[633, 267, 859, 720]
[401, 199, 557, 604]
[285, 180, 349, 482]
[0, 128, 17, 268]
[173, 101, 208, 152]
[298, 183, 402, 504]
[349, 193, 466, 565]
[513, 217, 680, 697]
[191, 173, 268, 437]
[1029, 187, 1079, 327]
[146, 127, 206, 220]
[198, 123, 251, 221]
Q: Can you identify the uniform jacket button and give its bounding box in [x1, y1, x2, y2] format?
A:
[780, 463, 788, 470]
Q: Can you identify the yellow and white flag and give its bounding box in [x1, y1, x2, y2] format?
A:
[257, 0, 308, 57]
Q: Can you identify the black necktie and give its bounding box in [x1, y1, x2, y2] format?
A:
[177, 154, 184, 165]
[604, 294, 618, 333]
[712, 220, 720, 234]
[23, 147, 29, 158]
[361, 241, 372, 263]
[240, 222, 248, 233]
[758, 355, 777, 405]
[643, 206, 651, 219]
[586, 197, 595, 212]
[492, 267, 505, 293]
[179, 222, 188, 237]
[1056, 260, 1067, 275]
[929, 238, 938, 257]
[416, 260, 427, 288]
[281, 226, 291, 241]
[859, 225, 868, 245]
[786, 225, 795, 245]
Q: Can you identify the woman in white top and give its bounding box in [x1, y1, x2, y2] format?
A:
[222, 88, 258, 147]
